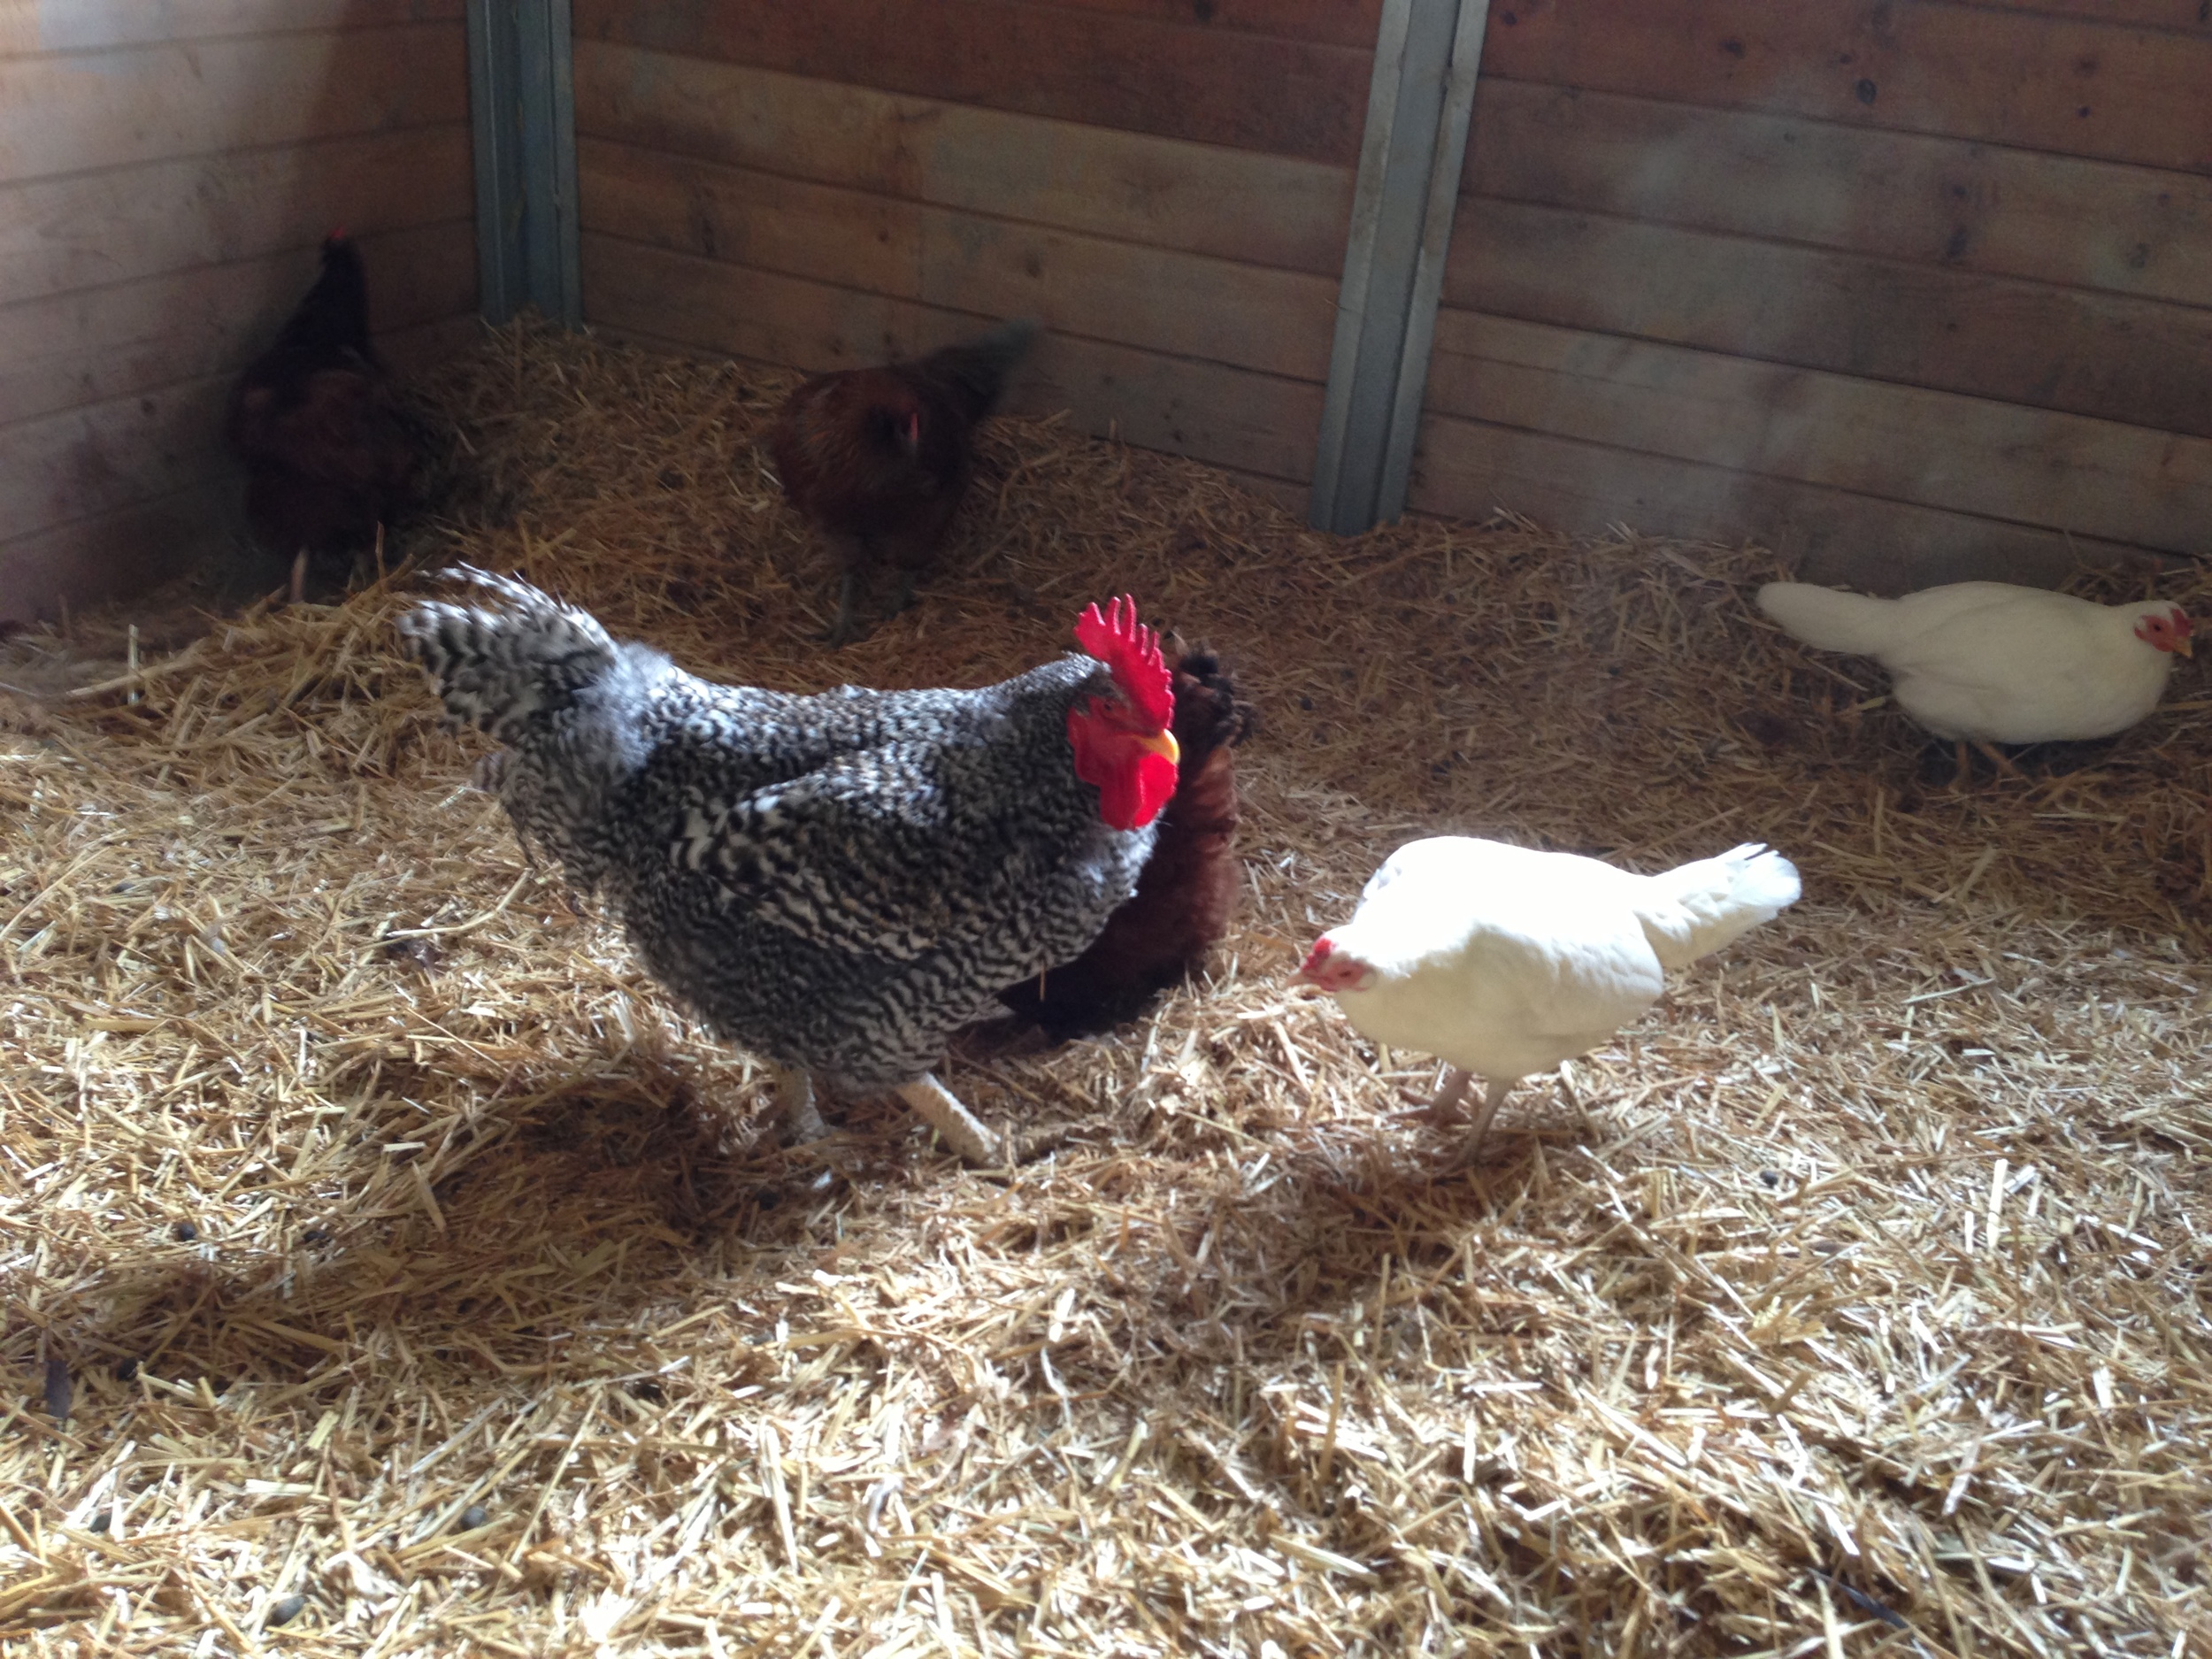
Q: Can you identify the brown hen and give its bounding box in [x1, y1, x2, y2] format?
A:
[768, 319, 1038, 644]
[226, 235, 423, 601]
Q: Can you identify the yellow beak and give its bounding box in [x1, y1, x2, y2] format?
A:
[2177, 634, 2195, 657]
[1139, 728, 1180, 766]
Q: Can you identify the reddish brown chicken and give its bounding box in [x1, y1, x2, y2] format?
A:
[227, 234, 423, 601]
[999, 644, 1254, 1037]
[769, 319, 1039, 644]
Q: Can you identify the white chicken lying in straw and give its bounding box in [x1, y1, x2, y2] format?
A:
[1756, 580, 2193, 746]
[1296, 838, 1801, 1156]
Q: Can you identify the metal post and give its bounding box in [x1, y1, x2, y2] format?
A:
[467, 0, 580, 327]
[1309, 0, 1492, 534]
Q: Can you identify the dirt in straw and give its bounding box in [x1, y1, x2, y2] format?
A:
[4, 319, 2208, 1657]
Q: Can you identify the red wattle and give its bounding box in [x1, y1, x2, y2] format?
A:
[1126, 750, 1177, 829]
[1068, 705, 1179, 832]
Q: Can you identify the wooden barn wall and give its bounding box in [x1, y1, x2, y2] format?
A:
[569, 0, 1373, 503]
[1417, 1, 2212, 589]
[0, 0, 481, 623]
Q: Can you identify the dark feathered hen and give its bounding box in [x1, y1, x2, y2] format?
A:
[769, 319, 1039, 644]
[998, 645, 1253, 1037]
[399, 572, 1180, 1163]
[227, 235, 422, 600]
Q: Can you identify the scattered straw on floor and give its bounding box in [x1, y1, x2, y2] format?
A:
[4, 319, 2208, 1657]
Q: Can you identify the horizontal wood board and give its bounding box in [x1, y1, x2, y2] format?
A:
[1, 23, 467, 184]
[1481, 0, 2212, 174]
[1463, 80, 2212, 310]
[572, 0, 1374, 165]
[1443, 197, 2212, 441]
[573, 44, 1356, 277]
[1409, 407, 2151, 591]
[1420, 0, 2212, 580]
[580, 140, 1339, 385]
[1425, 311, 2212, 555]
[0, 2, 466, 56]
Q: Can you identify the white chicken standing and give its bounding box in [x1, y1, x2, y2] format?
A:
[1296, 838, 1801, 1155]
[1756, 580, 2193, 746]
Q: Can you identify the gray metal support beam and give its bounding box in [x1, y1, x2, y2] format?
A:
[467, 0, 581, 326]
[1309, 0, 1490, 535]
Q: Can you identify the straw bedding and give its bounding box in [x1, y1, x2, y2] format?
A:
[3, 320, 2208, 1657]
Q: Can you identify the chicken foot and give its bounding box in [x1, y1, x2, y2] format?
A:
[1402, 1066, 1515, 1159]
[1396, 1063, 1473, 1120]
[895, 1073, 1002, 1166]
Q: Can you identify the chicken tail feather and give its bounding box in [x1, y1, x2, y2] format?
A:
[1633, 842, 1801, 970]
[1755, 582, 1901, 655]
[267, 234, 377, 367]
[397, 567, 622, 742]
[915, 319, 1040, 424]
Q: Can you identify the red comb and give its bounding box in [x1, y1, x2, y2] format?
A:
[1074, 595, 1172, 730]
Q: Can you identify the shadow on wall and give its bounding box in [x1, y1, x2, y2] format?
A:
[0, 0, 477, 624]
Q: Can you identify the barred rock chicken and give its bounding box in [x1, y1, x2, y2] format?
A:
[227, 234, 422, 602]
[1297, 838, 1801, 1156]
[400, 573, 1180, 1164]
[998, 644, 1253, 1037]
[769, 319, 1039, 645]
[1758, 580, 2194, 749]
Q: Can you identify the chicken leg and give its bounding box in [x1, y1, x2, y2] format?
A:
[1396, 1063, 1471, 1122]
[1426, 1064, 1473, 1120]
[774, 1063, 831, 1145]
[1412, 1066, 1515, 1158]
[887, 569, 918, 621]
[826, 566, 863, 647]
[895, 1073, 1002, 1165]
[1462, 1075, 1514, 1158]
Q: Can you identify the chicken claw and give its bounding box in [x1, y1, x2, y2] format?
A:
[895, 1073, 1002, 1165]
[1394, 1064, 1471, 1120]
[1428, 1064, 1474, 1121]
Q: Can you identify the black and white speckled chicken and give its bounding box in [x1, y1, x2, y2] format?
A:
[398, 572, 1181, 1163]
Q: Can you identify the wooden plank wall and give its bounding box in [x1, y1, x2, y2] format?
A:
[570, 0, 1372, 503]
[1417, 0, 2212, 588]
[0, 0, 480, 622]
